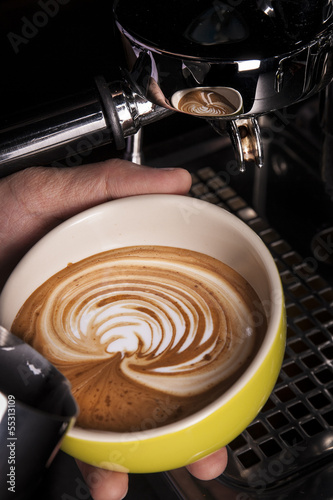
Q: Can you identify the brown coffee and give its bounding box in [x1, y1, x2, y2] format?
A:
[11, 246, 266, 432]
[178, 89, 237, 116]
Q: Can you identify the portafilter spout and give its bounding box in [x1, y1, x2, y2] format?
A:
[209, 117, 264, 171]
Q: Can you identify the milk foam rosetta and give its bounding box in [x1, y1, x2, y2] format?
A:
[11, 246, 266, 432]
[178, 90, 237, 116]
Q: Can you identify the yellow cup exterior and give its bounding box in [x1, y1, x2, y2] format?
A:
[61, 305, 286, 473]
[0, 194, 287, 473]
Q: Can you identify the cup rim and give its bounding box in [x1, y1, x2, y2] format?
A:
[60, 195, 282, 443]
[1, 194, 284, 443]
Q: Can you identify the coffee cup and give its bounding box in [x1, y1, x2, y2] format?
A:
[0, 194, 286, 473]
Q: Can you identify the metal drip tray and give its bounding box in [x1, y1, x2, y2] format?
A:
[164, 165, 333, 500]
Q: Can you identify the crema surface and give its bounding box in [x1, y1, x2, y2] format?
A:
[178, 90, 236, 116]
[12, 246, 266, 432]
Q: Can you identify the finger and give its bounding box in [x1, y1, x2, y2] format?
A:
[76, 460, 128, 500]
[100, 158, 192, 201]
[19, 159, 192, 221]
[0, 160, 191, 287]
[3, 159, 192, 243]
[186, 448, 228, 481]
[5, 158, 191, 219]
[47, 159, 192, 220]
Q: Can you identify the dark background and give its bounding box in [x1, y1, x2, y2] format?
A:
[1, 1, 333, 499]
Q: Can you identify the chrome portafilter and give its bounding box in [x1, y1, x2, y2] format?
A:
[114, 0, 333, 171]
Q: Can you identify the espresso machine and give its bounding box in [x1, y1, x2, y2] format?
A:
[1, 1, 333, 499]
[1, 0, 333, 175]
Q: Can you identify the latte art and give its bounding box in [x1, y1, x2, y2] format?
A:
[12, 246, 266, 432]
[178, 90, 237, 116]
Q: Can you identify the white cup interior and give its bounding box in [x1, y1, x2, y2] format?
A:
[0, 194, 283, 439]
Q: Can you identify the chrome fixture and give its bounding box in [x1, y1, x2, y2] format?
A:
[0, 0, 333, 176]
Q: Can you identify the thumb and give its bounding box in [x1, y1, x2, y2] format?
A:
[8, 159, 192, 222]
[0, 159, 191, 287]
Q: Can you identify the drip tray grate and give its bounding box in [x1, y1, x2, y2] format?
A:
[186, 166, 333, 498]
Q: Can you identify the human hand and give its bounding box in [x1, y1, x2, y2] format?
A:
[77, 447, 228, 500]
[0, 159, 191, 288]
[0, 159, 228, 499]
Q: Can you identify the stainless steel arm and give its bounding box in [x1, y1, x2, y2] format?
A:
[0, 76, 173, 177]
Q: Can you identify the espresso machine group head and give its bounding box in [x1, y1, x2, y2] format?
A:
[1, 0, 333, 176]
